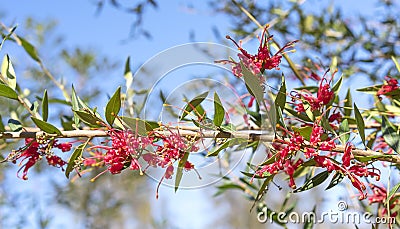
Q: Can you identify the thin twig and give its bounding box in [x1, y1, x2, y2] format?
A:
[1, 128, 399, 164]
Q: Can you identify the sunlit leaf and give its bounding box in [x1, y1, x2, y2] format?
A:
[213, 92, 225, 127]
[31, 117, 62, 135]
[175, 151, 189, 192]
[385, 183, 400, 205]
[275, 75, 286, 110]
[1, 54, 17, 90]
[382, 116, 400, 154]
[0, 84, 18, 100]
[325, 171, 345, 190]
[180, 91, 208, 119]
[121, 117, 153, 136]
[65, 138, 91, 178]
[105, 86, 121, 126]
[8, 119, 22, 131]
[344, 88, 352, 117]
[206, 138, 246, 157]
[292, 126, 312, 141]
[71, 85, 80, 127]
[41, 90, 49, 122]
[74, 110, 103, 126]
[240, 62, 265, 107]
[354, 103, 366, 147]
[339, 119, 350, 144]
[18, 36, 40, 62]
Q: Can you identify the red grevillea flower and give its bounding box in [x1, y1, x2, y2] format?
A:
[291, 74, 334, 112]
[10, 138, 69, 180]
[90, 129, 153, 174]
[368, 184, 399, 218]
[216, 26, 298, 78]
[377, 76, 399, 98]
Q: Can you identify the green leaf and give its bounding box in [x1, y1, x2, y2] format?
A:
[344, 88, 352, 117]
[1, 54, 17, 89]
[356, 84, 382, 93]
[65, 138, 91, 178]
[74, 110, 103, 126]
[180, 91, 208, 119]
[385, 183, 400, 205]
[41, 90, 49, 122]
[121, 117, 152, 136]
[275, 75, 286, 110]
[206, 139, 245, 157]
[240, 61, 265, 107]
[293, 86, 318, 93]
[292, 126, 312, 141]
[354, 103, 366, 147]
[294, 171, 330, 193]
[124, 56, 133, 89]
[339, 119, 350, 144]
[31, 117, 62, 135]
[325, 171, 345, 190]
[285, 107, 312, 122]
[0, 115, 4, 132]
[382, 116, 400, 154]
[213, 92, 225, 127]
[303, 206, 316, 229]
[18, 36, 40, 62]
[354, 154, 393, 163]
[8, 119, 22, 131]
[0, 25, 17, 51]
[391, 56, 400, 73]
[331, 74, 343, 94]
[0, 84, 18, 100]
[175, 151, 190, 192]
[251, 175, 274, 210]
[105, 87, 121, 126]
[71, 85, 80, 127]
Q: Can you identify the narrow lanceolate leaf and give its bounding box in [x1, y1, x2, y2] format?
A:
[31, 117, 62, 135]
[385, 183, 400, 205]
[121, 117, 155, 136]
[303, 206, 316, 229]
[353, 103, 366, 147]
[71, 85, 80, 127]
[382, 116, 400, 154]
[105, 87, 121, 126]
[65, 138, 91, 178]
[339, 119, 350, 144]
[251, 175, 274, 211]
[0, 25, 17, 51]
[1, 54, 17, 89]
[124, 57, 133, 89]
[73, 110, 103, 126]
[294, 171, 330, 193]
[175, 151, 190, 192]
[0, 115, 5, 132]
[275, 75, 286, 111]
[240, 62, 265, 107]
[325, 171, 345, 190]
[18, 36, 40, 62]
[391, 56, 400, 73]
[331, 74, 343, 94]
[180, 91, 208, 119]
[213, 92, 224, 127]
[344, 88, 352, 117]
[41, 90, 49, 122]
[206, 139, 245, 157]
[0, 84, 18, 100]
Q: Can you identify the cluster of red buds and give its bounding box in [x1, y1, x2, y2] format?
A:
[6, 138, 71, 180]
